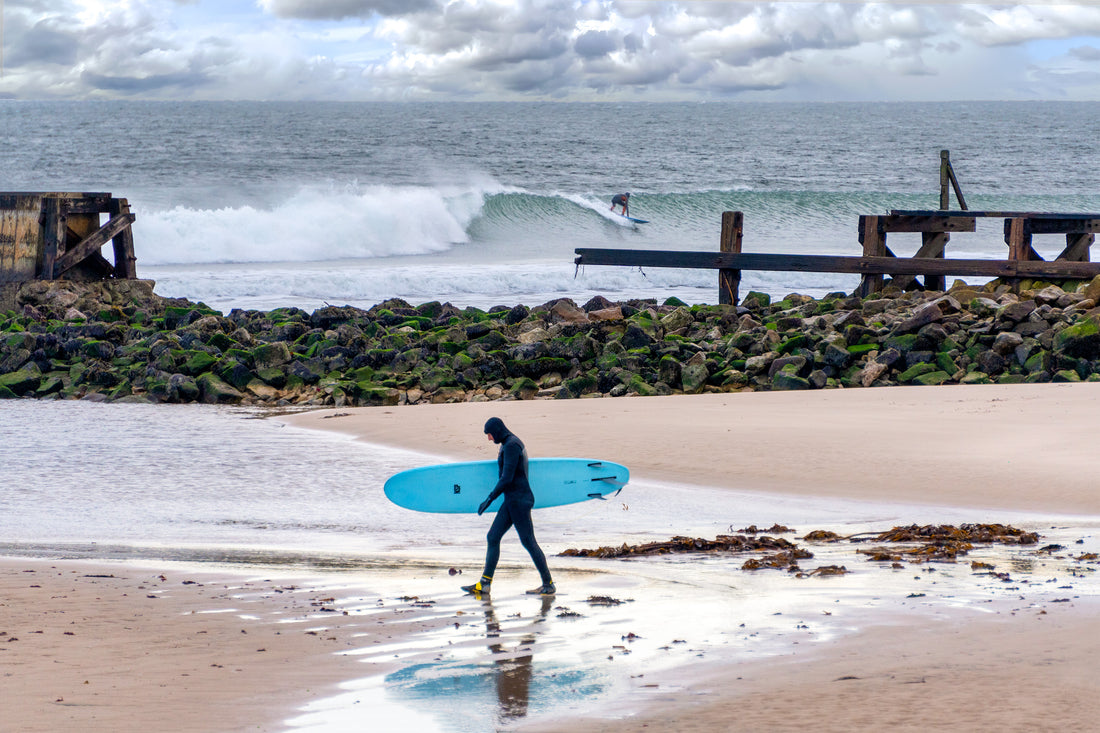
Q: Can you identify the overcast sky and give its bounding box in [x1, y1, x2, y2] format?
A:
[3, 0, 1100, 101]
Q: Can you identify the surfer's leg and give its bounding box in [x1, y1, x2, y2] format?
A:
[512, 507, 552, 586]
[482, 504, 515, 580]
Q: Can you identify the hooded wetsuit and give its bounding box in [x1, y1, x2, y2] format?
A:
[481, 417, 552, 585]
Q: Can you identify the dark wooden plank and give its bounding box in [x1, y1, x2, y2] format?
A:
[858, 215, 886, 297]
[40, 197, 65, 280]
[61, 194, 114, 215]
[1004, 218, 1042, 262]
[718, 211, 743, 305]
[1027, 218, 1100, 235]
[109, 198, 138, 278]
[880, 215, 975, 233]
[939, 150, 951, 211]
[573, 248, 1100, 279]
[54, 213, 136, 277]
[1057, 233, 1093, 262]
[947, 159, 968, 211]
[892, 209, 1100, 219]
[893, 231, 949, 291]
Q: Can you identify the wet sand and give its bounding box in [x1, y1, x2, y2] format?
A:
[0, 559, 458, 733]
[287, 382, 1100, 731]
[5, 383, 1100, 731]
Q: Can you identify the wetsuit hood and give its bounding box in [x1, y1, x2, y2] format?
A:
[484, 417, 511, 444]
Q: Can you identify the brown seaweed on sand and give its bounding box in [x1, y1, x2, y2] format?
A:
[741, 549, 814, 571]
[560, 534, 798, 559]
[853, 524, 1040, 564]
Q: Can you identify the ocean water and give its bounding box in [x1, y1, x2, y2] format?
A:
[6, 101, 1100, 311]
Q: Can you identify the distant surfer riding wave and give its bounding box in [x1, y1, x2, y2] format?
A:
[610, 192, 630, 217]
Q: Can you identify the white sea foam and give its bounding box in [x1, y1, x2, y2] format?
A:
[133, 183, 503, 265]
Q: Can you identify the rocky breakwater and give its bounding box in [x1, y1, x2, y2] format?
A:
[3, 277, 1100, 406]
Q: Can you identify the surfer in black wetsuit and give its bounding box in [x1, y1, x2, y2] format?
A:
[461, 417, 556, 597]
[610, 192, 630, 217]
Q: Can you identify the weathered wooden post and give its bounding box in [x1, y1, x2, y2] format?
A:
[40, 196, 65, 279]
[940, 150, 968, 211]
[109, 198, 138, 278]
[718, 211, 743, 305]
[856, 215, 885, 297]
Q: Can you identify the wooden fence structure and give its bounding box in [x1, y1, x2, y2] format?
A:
[574, 152, 1100, 305]
[0, 192, 137, 285]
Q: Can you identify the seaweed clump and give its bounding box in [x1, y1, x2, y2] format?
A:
[853, 523, 1039, 564]
[560, 534, 796, 559]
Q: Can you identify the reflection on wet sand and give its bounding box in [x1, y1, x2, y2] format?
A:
[480, 593, 555, 722]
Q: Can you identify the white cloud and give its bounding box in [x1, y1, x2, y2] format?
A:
[3, 0, 1100, 101]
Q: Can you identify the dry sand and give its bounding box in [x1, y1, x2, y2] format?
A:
[287, 382, 1100, 514]
[5, 383, 1100, 732]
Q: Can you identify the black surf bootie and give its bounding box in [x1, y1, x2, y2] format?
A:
[525, 582, 556, 596]
[461, 575, 492, 595]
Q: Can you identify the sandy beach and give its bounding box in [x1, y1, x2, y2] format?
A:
[5, 382, 1100, 732]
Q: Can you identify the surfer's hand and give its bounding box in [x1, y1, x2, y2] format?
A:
[477, 497, 492, 515]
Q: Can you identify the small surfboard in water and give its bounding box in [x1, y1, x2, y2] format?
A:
[383, 458, 630, 514]
[616, 213, 648, 224]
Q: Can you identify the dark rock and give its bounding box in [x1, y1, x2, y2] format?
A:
[874, 348, 902, 368]
[768, 355, 808, 378]
[976, 350, 1007, 375]
[1054, 317, 1100, 359]
[583, 295, 616, 312]
[997, 300, 1037, 323]
[772, 369, 811, 390]
[621, 325, 654, 350]
[505, 304, 530, 324]
[895, 303, 944, 334]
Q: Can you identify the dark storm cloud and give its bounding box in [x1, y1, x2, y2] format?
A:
[574, 30, 618, 59]
[259, 0, 437, 19]
[82, 70, 210, 93]
[5, 17, 80, 68]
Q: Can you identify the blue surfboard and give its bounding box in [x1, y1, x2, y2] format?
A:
[384, 458, 629, 514]
[615, 213, 648, 224]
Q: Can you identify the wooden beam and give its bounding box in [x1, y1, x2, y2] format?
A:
[1027, 218, 1100, 235]
[109, 198, 137, 278]
[1057, 233, 1093, 263]
[54, 212, 136, 277]
[892, 209, 1100, 219]
[880, 215, 975, 233]
[857, 215, 885, 297]
[940, 150, 950, 211]
[1004, 218, 1041, 262]
[718, 211, 742, 305]
[892, 231, 949, 292]
[573, 248, 1100, 280]
[39, 197, 65, 280]
[61, 194, 114, 215]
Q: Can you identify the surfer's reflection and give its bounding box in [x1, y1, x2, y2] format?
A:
[480, 594, 554, 721]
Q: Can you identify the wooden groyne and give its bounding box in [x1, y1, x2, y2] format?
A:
[576, 209, 1100, 306]
[1, 192, 137, 310]
[576, 150, 1100, 305]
